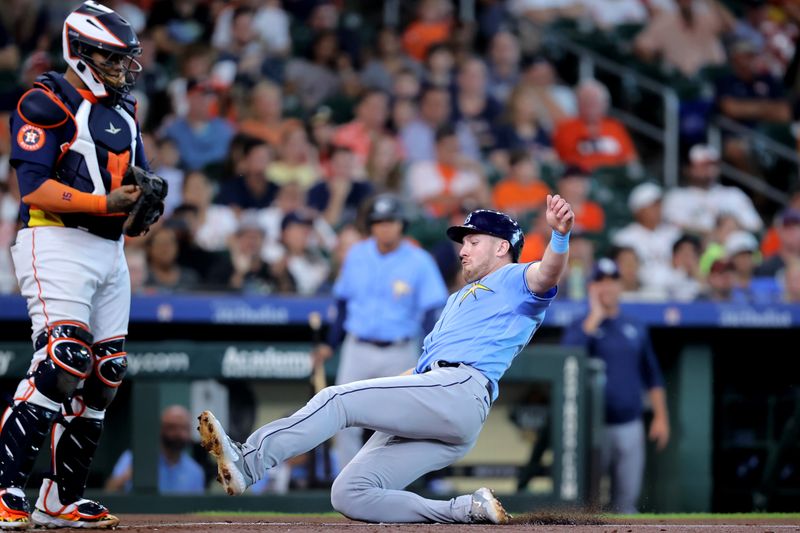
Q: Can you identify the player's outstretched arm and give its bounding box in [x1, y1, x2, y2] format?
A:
[525, 194, 574, 294]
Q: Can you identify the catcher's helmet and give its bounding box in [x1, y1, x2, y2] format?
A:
[63, 1, 142, 102]
[367, 194, 406, 226]
[447, 209, 525, 262]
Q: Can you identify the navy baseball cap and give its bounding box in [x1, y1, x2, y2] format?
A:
[447, 209, 525, 262]
[281, 211, 314, 231]
[590, 258, 620, 281]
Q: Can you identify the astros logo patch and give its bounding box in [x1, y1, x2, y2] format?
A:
[17, 124, 45, 151]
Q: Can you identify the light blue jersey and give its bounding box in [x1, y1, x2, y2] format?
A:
[334, 238, 448, 341]
[415, 262, 557, 400]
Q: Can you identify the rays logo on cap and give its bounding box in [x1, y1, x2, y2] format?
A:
[17, 124, 45, 151]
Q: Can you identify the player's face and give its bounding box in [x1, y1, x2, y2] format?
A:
[459, 233, 507, 282]
[371, 220, 403, 248]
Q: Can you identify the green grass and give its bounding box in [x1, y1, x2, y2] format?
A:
[604, 513, 800, 520]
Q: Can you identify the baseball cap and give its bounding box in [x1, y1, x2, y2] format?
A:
[628, 182, 663, 212]
[724, 231, 759, 258]
[780, 209, 800, 227]
[186, 78, 214, 95]
[590, 258, 620, 281]
[710, 258, 733, 274]
[560, 165, 589, 180]
[281, 210, 314, 231]
[689, 144, 720, 164]
[236, 212, 265, 235]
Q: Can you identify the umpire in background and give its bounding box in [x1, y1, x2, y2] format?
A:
[313, 194, 448, 467]
[561, 258, 670, 513]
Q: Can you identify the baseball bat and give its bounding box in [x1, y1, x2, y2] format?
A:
[308, 311, 332, 486]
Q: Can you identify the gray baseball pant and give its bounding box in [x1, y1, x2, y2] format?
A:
[602, 418, 645, 514]
[334, 334, 419, 467]
[241, 363, 492, 523]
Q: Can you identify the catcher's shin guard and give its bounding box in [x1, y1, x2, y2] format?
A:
[0, 401, 59, 489]
[49, 403, 104, 506]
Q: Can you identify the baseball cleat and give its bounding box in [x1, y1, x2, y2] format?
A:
[30, 479, 118, 529]
[0, 488, 31, 529]
[198, 410, 254, 496]
[468, 487, 511, 524]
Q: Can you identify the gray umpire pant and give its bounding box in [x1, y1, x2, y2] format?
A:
[241, 363, 492, 523]
[602, 418, 645, 514]
[334, 334, 419, 468]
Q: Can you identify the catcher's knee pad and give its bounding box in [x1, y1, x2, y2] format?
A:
[32, 322, 93, 404]
[82, 337, 127, 411]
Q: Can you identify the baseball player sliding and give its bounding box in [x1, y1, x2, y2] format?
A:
[200, 195, 574, 524]
[0, 2, 165, 529]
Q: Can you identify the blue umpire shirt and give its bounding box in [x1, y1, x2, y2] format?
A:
[561, 314, 665, 425]
[415, 263, 557, 401]
[333, 238, 448, 342]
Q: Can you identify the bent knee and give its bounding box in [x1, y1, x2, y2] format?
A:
[330, 472, 376, 521]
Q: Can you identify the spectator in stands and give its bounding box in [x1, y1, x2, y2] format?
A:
[361, 28, 421, 93]
[407, 125, 488, 218]
[699, 213, 742, 274]
[401, 85, 480, 164]
[106, 405, 205, 494]
[423, 43, 456, 89]
[401, 0, 452, 62]
[613, 183, 680, 295]
[237, 80, 285, 147]
[556, 166, 605, 234]
[756, 209, 800, 278]
[700, 258, 735, 301]
[0, 178, 18, 295]
[392, 68, 422, 101]
[583, 0, 650, 29]
[267, 120, 320, 191]
[206, 214, 294, 294]
[453, 57, 503, 155]
[492, 150, 550, 218]
[521, 56, 577, 134]
[332, 89, 396, 169]
[285, 30, 343, 111]
[487, 31, 521, 103]
[144, 226, 200, 292]
[308, 106, 337, 176]
[125, 247, 147, 296]
[211, 6, 266, 87]
[216, 139, 279, 210]
[270, 211, 331, 295]
[162, 79, 235, 172]
[634, 0, 732, 78]
[725, 230, 761, 301]
[553, 80, 638, 172]
[509, 0, 584, 24]
[562, 258, 670, 514]
[0, 0, 51, 59]
[307, 146, 373, 227]
[166, 45, 216, 120]
[259, 182, 337, 265]
[716, 38, 791, 128]
[167, 205, 220, 281]
[662, 144, 763, 236]
[182, 171, 238, 252]
[492, 85, 556, 171]
[663, 234, 704, 301]
[365, 134, 405, 194]
[212, 0, 290, 59]
[154, 137, 185, 217]
[610, 245, 650, 301]
[147, 0, 214, 61]
[782, 260, 800, 302]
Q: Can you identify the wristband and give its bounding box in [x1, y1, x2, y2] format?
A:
[550, 230, 570, 253]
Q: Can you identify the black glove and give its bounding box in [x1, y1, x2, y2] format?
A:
[122, 165, 168, 237]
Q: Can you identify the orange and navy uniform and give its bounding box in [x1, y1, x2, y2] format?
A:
[9, 71, 148, 240]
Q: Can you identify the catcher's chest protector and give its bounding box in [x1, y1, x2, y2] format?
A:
[29, 72, 139, 240]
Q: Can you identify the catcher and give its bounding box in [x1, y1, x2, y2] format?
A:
[0, 2, 165, 529]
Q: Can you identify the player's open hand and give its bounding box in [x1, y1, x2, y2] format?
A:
[545, 194, 574, 235]
[107, 184, 141, 213]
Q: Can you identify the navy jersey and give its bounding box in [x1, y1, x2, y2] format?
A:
[9, 71, 148, 240]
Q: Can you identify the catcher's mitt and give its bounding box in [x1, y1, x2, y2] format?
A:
[122, 165, 168, 237]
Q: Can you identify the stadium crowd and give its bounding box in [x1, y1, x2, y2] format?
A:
[2, 0, 800, 303]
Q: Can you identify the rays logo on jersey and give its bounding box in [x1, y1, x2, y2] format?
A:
[459, 282, 494, 305]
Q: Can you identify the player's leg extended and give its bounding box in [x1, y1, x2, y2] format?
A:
[1, 229, 94, 528]
[32, 237, 128, 529]
[199, 365, 491, 496]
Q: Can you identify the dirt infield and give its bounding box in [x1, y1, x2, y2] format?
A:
[114, 514, 800, 533]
